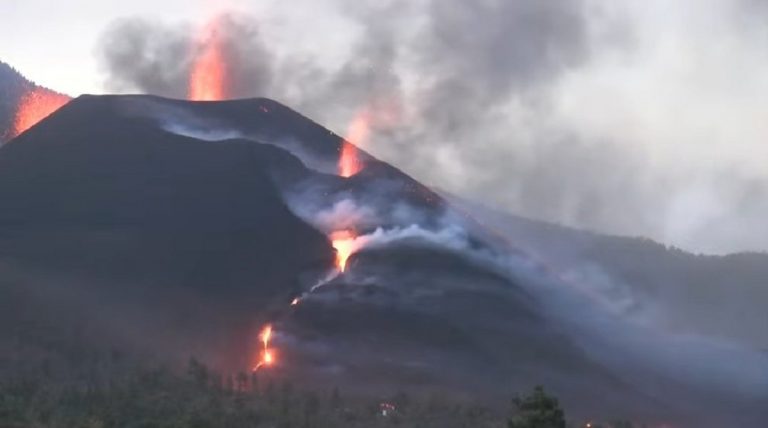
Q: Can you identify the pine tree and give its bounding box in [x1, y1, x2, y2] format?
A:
[508, 386, 566, 428]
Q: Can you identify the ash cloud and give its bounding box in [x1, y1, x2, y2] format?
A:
[96, 0, 768, 254]
[95, 0, 611, 241]
[98, 13, 273, 99]
[98, 19, 191, 98]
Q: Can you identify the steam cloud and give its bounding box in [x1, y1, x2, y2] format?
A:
[97, 0, 768, 254]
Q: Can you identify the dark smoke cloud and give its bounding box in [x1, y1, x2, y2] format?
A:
[97, 0, 591, 135]
[271, 0, 409, 138]
[99, 18, 191, 98]
[96, 0, 766, 253]
[95, 0, 610, 233]
[98, 14, 273, 99]
[413, 0, 588, 136]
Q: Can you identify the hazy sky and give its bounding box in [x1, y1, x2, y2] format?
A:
[2, 0, 767, 254]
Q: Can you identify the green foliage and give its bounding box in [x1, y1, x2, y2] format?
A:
[0, 355, 650, 428]
[0, 357, 502, 428]
[508, 386, 565, 428]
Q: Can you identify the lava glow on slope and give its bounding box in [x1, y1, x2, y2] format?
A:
[338, 109, 371, 177]
[339, 143, 361, 178]
[331, 230, 358, 272]
[12, 88, 70, 137]
[188, 17, 229, 101]
[252, 324, 275, 371]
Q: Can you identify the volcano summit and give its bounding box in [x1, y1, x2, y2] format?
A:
[0, 95, 766, 427]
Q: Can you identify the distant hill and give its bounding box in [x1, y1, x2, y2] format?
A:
[448, 194, 768, 349]
[0, 61, 28, 140]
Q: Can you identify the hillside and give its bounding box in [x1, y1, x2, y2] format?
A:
[451, 196, 768, 349]
[0, 61, 27, 140]
[0, 94, 765, 427]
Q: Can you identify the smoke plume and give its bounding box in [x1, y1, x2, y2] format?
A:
[99, 14, 273, 99]
[96, 0, 768, 254]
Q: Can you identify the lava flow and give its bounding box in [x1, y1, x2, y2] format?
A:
[338, 109, 371, 177]
[252, 324, 274, 371]
[331, 230, 358, 272]
[12, 88, 70, 138]
[188, 17, 229, 101]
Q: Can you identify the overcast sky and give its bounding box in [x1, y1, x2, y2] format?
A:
[2, 0, 767, 255]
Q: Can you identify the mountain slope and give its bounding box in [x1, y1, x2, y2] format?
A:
[0, 95, 333, 369]
[0, 61, 27, 140]
[449, 195, 768, 349]
[0, 94, 765, 427]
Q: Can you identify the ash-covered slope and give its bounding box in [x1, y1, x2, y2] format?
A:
[0, 95, 331, 287]
[0, 95, 333, 369]
[0, 94, 765, 427]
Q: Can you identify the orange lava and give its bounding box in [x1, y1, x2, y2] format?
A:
[12, 88, 70, 137]
[339, 143, 360, 178]
[253, 324, 275, 371]
[338, 109, 371, 177]
[261, 324, 272, 348]
[331, 230, 357, 272]
[188, 17, 229, 101]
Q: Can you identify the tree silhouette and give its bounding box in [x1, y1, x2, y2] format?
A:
[508, 386, 566, 428]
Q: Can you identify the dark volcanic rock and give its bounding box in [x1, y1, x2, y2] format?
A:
[0, 95, 332, 292]
[0, 95, 333, 368]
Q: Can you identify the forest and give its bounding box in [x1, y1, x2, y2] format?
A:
[0, 352, 649, 428]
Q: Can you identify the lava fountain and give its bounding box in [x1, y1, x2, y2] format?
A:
[188, 17, 229, 101]
[12, 88, 70, 138]
[338, 109, 371, 177]
[331, 230, 358, 272]
[253, 324, 275, 371]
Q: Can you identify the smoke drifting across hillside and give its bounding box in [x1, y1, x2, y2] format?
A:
[96, 0, 768, 254]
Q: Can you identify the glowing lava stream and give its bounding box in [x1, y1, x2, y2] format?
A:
[12, 88, 70, 138]
[257, 108, 373, 370]
[252, 324, 274, 371]
[338, 109, 371, 177]
[253, 230, 356, 372]
[331, 230, 358, 272]
[188, 17, 228, 101]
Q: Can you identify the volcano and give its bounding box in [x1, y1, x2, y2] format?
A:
[0, 94, 766, 427]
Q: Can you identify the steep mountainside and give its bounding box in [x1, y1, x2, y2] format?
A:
[0, 94, 765, 427]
